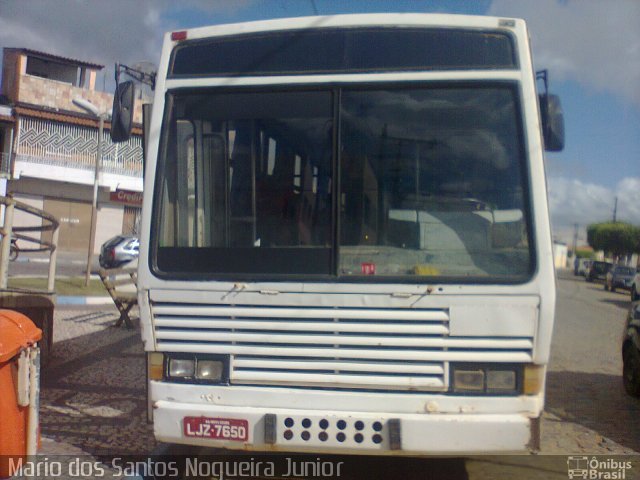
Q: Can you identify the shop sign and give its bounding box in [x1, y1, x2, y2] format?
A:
[110, 189, 143, 207]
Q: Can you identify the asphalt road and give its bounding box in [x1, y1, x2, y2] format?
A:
[27, 271, 640, 479]
[540, 271, 639, 454]
[9, 251, 99, 277]
[8, 251, 138, 282]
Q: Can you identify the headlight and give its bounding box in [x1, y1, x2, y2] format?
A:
[486, 370, 517, 392]
[453, 369, 484, 392]
[452, 364, 522, 395]
[164, 355, 229, 383]
[169, 358, 195, 378]
[196, 360, 223, 381]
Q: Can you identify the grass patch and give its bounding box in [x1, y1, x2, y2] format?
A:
[7, 277, 108, 296]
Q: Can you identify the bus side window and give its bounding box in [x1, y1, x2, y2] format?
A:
[228, 123, 256, 246]
[159, 119, 195, 247]
[266, 138, 299, 245]
[202, 133, 227, 247]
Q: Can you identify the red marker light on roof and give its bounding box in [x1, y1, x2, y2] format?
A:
[171, 31, 188, 41]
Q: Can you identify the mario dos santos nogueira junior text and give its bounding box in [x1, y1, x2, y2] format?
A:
[8, 456, 346, 478]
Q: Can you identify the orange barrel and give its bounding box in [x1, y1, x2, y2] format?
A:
[0, 310, 42, 479]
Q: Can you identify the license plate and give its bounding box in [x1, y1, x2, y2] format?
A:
[183, 417, 249, 441]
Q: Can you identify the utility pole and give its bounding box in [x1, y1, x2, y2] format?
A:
[85, 114, 104, 286]
[72, 98, 108, 286]
[613, 196, 618, 223]
[572, 223, 579, 257]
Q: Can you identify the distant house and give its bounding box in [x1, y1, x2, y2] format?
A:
[0, 48, 144, 252]
[553, 242, 568, 269]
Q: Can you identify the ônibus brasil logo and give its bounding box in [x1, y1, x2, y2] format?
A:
[567, 456, 633, 479]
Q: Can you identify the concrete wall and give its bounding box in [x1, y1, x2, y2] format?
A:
[95, 205, 124, 253]
[1, 50, 20, 99]
[13, 160, 143, 193]
[10, 187, 126, 254]
[9, 178, 123, 253]
[20, 74, 110, 115]
[9, 176, 108, 203]
[11, 193, 44, 248]
[4, 49, 142, 121]
[18, 74, 143, 123]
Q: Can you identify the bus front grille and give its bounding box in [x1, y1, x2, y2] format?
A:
[152, 303, 533, 391]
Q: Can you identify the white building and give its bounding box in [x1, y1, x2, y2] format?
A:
[0, 48, 143, 253]
[553, 242, 568, 269]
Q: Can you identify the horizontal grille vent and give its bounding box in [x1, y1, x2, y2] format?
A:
[152, 303, 533, 391]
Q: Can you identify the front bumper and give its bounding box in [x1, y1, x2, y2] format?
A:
[152, 390, 539, 455]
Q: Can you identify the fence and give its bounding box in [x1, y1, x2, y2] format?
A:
[0, 196, 60, 291]
[15, 117, 143, 177]
[0, 153, 11, 178]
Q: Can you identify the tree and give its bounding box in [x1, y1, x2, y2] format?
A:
[586, 222, 640, 260]
[574, 247, 595, 259]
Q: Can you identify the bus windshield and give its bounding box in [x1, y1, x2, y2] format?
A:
[154, 84, 532, 281]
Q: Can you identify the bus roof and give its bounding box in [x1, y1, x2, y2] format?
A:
[166, 13, 526, 44]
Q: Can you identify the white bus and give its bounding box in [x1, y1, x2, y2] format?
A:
[112, 13, 564, 455]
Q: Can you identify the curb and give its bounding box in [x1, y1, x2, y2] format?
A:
[57, 296, 113, 305]
[14, 256, 93, 265]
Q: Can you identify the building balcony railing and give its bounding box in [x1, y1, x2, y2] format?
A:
[0, 153, 11, 178]
[14, 116, 143, 179]
[14, 152, 142, 178]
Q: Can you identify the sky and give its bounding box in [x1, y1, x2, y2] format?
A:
[0, 0, 638, 246]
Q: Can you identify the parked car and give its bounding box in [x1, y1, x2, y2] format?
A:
[605, 265, 636, 292]
[585, 260, 612, 283]
[632, 272, 640, 301]
[622, 302, 640, 397]
[99, 235, 139, 269]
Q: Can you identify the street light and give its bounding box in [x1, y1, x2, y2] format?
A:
[73, 97, 109, 286]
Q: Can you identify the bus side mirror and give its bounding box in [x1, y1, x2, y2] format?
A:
[539, 93, 565, 152]
[110, 80, 135, 143]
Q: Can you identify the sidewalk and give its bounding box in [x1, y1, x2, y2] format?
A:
[44, 306, 151, 449]
[18, 306, 151, 478]
[57, 294, 112, 305]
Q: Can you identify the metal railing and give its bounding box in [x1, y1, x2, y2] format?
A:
[0, 152, 12, 178]
[0, 195, 60, 291]
[16, 116, 143, 177]
[13, 152, 143, 178]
